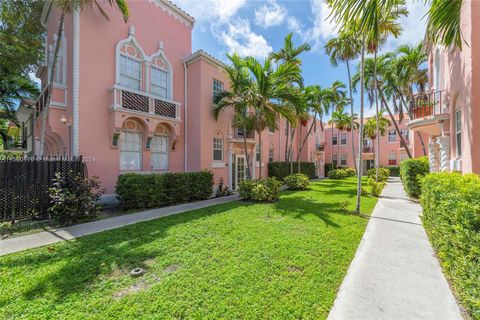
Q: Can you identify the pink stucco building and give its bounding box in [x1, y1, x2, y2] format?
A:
[407, 0, 480, 175]
[19, 0, 326, 199]
[324, 115, 426, 172]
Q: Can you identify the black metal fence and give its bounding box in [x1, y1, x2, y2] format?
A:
[0, 156, 87, 222]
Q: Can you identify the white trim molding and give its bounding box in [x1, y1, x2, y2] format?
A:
[72, 8, 80, 156]
[148, 0, 195, 27]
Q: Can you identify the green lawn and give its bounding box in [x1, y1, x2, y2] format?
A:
[0, 177, 377, 319]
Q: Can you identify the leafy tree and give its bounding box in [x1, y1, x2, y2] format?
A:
[39, 0, 129, 156]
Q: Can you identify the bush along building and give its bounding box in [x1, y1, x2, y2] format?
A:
[17, 0, 326, 200]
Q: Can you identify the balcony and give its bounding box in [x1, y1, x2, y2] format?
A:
[35, 86, 50, 116]
[315, 142, 325, 152]
[363, 146, 373, 153]
[231, 128, 255, 144]
[111, 85, 181, 121]
[407, 90, 449, 135]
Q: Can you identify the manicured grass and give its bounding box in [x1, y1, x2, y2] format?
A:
[0, 177, 377, 319]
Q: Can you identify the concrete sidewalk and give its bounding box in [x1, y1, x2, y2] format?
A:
[328, 177, 463, 320]
[0, 194, 239, 256]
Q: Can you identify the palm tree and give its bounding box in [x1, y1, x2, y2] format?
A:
[39, 0, 129, 156]
[325, 30, 361, 172]
[425, 0, 464, 49]
[213, 54, 254, 179]
[270, 33, 310, 163]
[328, 106, 350, 168]
[363, 114, 391, 178]
[242, 56, 303, 178]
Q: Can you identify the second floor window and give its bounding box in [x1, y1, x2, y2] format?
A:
[341, 133, 347, 145]
[388, 129, 396, 142]
[213, 138, 223, 161]
[389, 151, 397, 165]
[256, 144, 261, 162]
[120, 55, 141, 90]
[151, 66, 169, 99]
[332, 133, 338, 145]
[213, 79, 223, 102]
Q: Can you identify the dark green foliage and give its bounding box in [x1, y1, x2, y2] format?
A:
[239, 177, 281, 201]
[367, 178, 386, 197]
[421, 173, 480, 318]
[328, 168, 355, 179]
[388, 166, 400, 177]
[116, 171, 213, 209]
[367, 167, 390, 182]
[268, 161, 316, 181]
[284, 173, 310, 190]
[400, 156, 429, 198]
[324, 163, 334, 175]
[48, 172, 104, 225]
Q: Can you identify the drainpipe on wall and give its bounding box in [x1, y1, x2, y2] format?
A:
[72, 9, 80, 156]
[183, 62, 188, 172]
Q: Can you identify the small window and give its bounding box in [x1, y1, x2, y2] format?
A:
[340, 153, 347, 166]
[388, 129, 396, 142]
[256, 144, 261, 162]
[401, 128, 409, 141]
[456, 109, 462, 156]
[151, 135, 169, 170]
[120, 54, 141, 90]
[332, 154, 338, 167]
[269, 146, 274, 163]
[213, 79, 223, 102]
[341, 132, 347, 145]
[213, 137, 223, 161]
[388, 151, 397, 165]
[151, 66, 169, 98]
[332, 133, 338, 145]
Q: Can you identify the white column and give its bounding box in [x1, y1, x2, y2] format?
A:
[72, 9, 80, 156]
[436, 136, 450, 172]
[227, 142, 233, 188]
[251, 145, 256, 179]
[428, 138, 438, 172]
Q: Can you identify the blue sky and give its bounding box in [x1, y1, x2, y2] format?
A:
[172, 0, 428, 119]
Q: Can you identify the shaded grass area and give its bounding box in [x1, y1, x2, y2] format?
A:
[0, 177, 377, 319]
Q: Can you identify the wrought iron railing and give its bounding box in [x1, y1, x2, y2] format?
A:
[409, 90, 446, 120]
[35, 86, 50, 115]
[363, 146, 373, 153]
[112, 86, 181, 121]
[233, 128, 255, 140]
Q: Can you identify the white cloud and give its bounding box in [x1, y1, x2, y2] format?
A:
[286, 0, 337, 51]
[170, 0, 246, 22]
[217, 18, 273, 59]
[254, 0, 287, 28]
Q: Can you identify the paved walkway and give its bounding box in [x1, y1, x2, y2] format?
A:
[328, 177, 462, 320]
[0, 194, 239, 256]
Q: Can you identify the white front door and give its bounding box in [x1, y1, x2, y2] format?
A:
[235, 155, 246, 189]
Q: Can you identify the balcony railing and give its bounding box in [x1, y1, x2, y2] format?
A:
[35, 86, 50, 115]
[111, 85, 181, 121]
[409, 90, 446, 120]
[363, 146, 373, 153]
[233, 128, 255, 140]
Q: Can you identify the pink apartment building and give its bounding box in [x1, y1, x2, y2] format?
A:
[16, 0, 326, 199]
[407, 0, 480, 174]
[324, 115, 426, 172]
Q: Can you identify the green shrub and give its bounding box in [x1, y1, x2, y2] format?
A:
[239, 177, 281, 202]
[368, 178, 386, 197]
[324, 163, 334, 176]
[116, 171, 213, 209]
[367, 167, 390, 182]
[284, 173, 310, 190]
[328, 169, 348, 179]
[421, 173, 480, 318]
[268, 162, 315, 181]
[400, 156, 429, 198]
[342, 167, 356, 177]
[388, 166, 400, 177]
[48, 172, 104, 225]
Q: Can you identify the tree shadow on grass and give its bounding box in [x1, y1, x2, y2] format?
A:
[0, 201, 255, 307]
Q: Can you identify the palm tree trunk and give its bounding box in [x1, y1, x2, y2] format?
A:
[374, 49, 380, 182]
[355, 43, 365, 215]
[243, 123, 251, 179]
[284, 121, 289, 160]
[258, 130, 263, 178]
[331, 123, 334, 169]
[289, 127, 295, 174]
[297, 123, 302, 173]
[346, 60, 357, 173]
[297, 112, 317, 162]
[39, 11, 65, 156]
[379, 88, 413, 159]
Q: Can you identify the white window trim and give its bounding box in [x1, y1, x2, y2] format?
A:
[388, 129, 397, 143]
[119, 130, 143, 171]
[150, 134, 169, 171]
[48, 34, 67, 88]
[149, 45, 173, 99]
[455, 108, 462, 157]
[120, 54, 142, 90]
[213, 137, 224, 161]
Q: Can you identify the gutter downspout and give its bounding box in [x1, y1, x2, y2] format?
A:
[183, 62, 188, 172]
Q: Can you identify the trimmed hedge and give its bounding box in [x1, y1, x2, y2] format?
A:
[239, 177, 281, 201]
[268, 162, 315, 181]
[388, 166, 400, 177]
[327, 168, 355, 179]
[400, 156, 429, 198]
[367, 167, 390, 182]
[284, 173, 310, 190]
[116, 171, 213, 209]
[421, 173, 480, 318]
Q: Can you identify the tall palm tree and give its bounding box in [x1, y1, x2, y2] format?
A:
[363, 114, 390, 178]
[270, 33, 310, 163]
[325, 30, 361, 172]
[328, 106, 351, 168]
[213, 54, 254, 179]
[242, 56, 303, 178]
[425, 0, 464, 49]
[39, 0, 129, 156]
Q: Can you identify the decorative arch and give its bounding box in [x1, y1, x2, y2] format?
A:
[115, 26, 147, 89]
[155, 122, 177, 151]
[122, 117, 148, 134]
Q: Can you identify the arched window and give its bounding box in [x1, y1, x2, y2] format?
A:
[119, 45, 142, 90]
[150, 57, 170, 99]
[151, 125, 169, 170]
[49, 34, 66, 86]
[119, 119, 143, 170]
